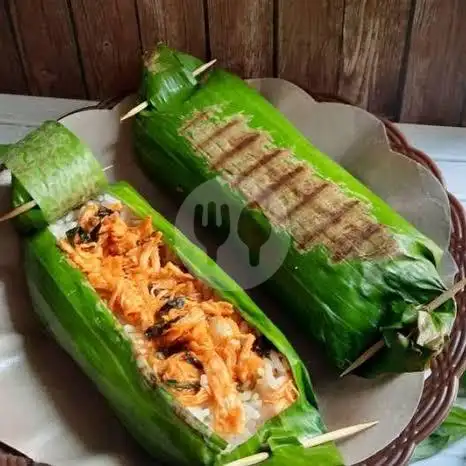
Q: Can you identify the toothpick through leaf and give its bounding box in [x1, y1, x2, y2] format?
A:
[120, 59, 217, 122]
[340, 277, 466, 377]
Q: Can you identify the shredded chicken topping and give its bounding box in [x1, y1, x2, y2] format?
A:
[59, 201, 297, 435]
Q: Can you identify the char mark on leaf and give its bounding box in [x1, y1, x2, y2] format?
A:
[212, 132, 262, 170]
[196, 118, 241, 151]
[231, 148, 284, 188]
[332, 223, 381, 261]
[248, 165, 306, 208]
[284, 181, 331, 221]
[300, 199, 360, 249]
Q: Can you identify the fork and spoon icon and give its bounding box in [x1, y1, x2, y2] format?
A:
[193, 202, 269, 266]
[174, 177, 290, 290]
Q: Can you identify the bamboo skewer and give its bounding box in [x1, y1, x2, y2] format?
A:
[300, 420, 378, 448]
[223, 453, 269, 466]
[119, 59, 217, 122]
[223, 421, 378, 466]
[192, 59, 218, 77]
[120, 101, 149, 121]
[340, 276, 466, 377]
[425, 276, 466, 312]
[0, 200, 36, 222]
[339, 340, 386, 378]
[0, 165, 114, 223]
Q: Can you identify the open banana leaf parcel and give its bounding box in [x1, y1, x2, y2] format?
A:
[1, 122, 343, 465]
[132, 45, 456, 377]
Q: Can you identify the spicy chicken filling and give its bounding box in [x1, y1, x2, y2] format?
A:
[55, 196, 298, 443]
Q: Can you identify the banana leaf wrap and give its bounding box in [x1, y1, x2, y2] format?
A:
[132, 46, 456, 376]
[3, 121, 107, 232]
[24, 181, 343, 465]
[0, 144, 9, 158]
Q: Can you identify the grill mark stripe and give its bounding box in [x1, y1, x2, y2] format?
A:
[283, 181, 331, 221]
[332, 223, 381, 261]
[180, 110, 210, 132]
[248, 165, 306, 207]
[360, 231, 398, 259]
[299, 199, 360, 249]
[196, 119, 241, 151]
[231, 148, 284, 188]
[182, 111, 399, 258]
[212, 133, 262, 170]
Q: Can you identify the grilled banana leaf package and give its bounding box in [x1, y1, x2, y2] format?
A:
[132, 45, 456, 376]
[3, 123, 343, 465]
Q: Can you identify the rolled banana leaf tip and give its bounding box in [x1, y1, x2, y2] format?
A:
[6, 121, 107, 228]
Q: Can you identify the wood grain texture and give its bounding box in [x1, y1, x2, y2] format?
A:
[278, 0, 344, 94]
[9, 0, 85, 98]
[70, 0, 141, 99]
[207, 0, 273, 77]
[1, 0, 466, 126]
[340, 0, 411, 119]
[136, 0, 206, 59]
[401, 0, 466, 125]
[0, 1, 27, 94]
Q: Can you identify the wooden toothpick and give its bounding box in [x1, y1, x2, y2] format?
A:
[120, 101, 149, 121]
[425, 276, 466, 313]
[223, 452, 270, 466]
[340, 276, 466, 377]
[0, 200, 36, 223]
[223, 421, 378, 466]
[339, 340, 386, 378]
[192, 59, 217, 77]
[119, 59, 217, 122]
[300, 420, 378, 448]
[0, 165, 114, 223]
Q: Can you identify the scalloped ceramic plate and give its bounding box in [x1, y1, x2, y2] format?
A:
[0, 78, 456, 466]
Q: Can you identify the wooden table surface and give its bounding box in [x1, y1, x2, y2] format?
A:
[0, 93, 465, 465]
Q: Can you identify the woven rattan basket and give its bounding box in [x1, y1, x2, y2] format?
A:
[1, 94, 465, 466]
